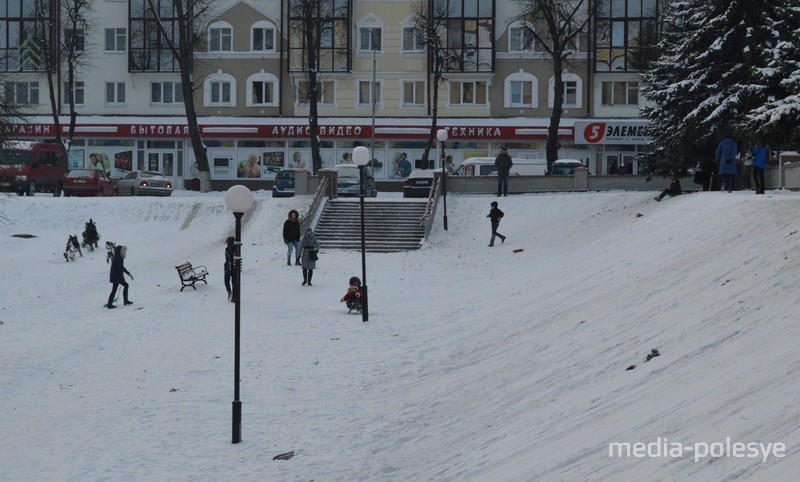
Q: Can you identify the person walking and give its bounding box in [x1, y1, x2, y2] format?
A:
[715, 135, 738, 192]
[283, 209, 301, 265]
[494, 145, 513, 197]
[487, 201, 506, 247]
[224, 236, 235, 302]
[106, 245, 133, 309]
[751, 142, 769, 194]
[300, 228, 320, 286]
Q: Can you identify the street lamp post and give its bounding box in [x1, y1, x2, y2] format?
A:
[352, 146, 370, 322]
[224, 185, 254, 444]
[437, 128, 449, 231]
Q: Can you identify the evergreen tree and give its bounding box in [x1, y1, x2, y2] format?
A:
[641, 0, 784, 169]
[747, 5, 800, 146]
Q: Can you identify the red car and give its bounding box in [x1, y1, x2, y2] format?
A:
[63, 169, 118, 197]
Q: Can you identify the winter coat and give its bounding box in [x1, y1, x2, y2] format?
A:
[494, 152, 513, 176]
[715, 137, 738, 175]
[667, 178, 682, 196]
[109, 245, 130, 283]
[751, 146, 769, 169]
[224, 246, 235, 273]
[283, 219, 301, 244]
[300, 233, 319, 270]
[488, 207, 505, 224]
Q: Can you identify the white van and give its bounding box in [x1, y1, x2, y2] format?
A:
[550, 159, 586, 176]
[452, 157, 547, 176]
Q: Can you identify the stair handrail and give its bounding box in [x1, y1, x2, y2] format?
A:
[418, 174, 441, 239]
[300, 175, 331, 230]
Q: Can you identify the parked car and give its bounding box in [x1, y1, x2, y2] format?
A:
[116, 170, 173, 196]
[403, 170, 435, 198]
[272, 168, 298, 198]
[550, 159, 586, 176]
[63, 169, 117, 197]
[333, 164, 377, 197]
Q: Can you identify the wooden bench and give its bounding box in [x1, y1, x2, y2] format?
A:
[175, 262, 209, 291]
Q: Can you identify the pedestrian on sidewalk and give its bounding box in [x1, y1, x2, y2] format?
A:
[283, 209, 301, 265]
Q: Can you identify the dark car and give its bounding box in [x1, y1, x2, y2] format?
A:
[333, 164, 377, 197]
[272, 169, 299, 197]
[403, 170, 435, 198]
[63, 169, 117, 196]
[116, 170, 173, 196]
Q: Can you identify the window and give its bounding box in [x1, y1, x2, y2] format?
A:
[288, 0, 350, 73]
[151, 81, 184, 103]
[504, 72, 538, 108]
[402, 26, 424, 52]
[63, 81, 85, 105]
[211, 82, 231, 104]
[297, 80, 334, 105]
[401, 81, 425, 107]
[252, 22, 275, 51]
[433, 0, 494, 72]
[246, 72, 279, 106]
[450, 81, 487, 105]
[359, 27, 382, 52]
[130, 0, 180, 72]
[601, 81, 639, 106]
[64, 29, 85, 53]
[204, 72, 236, 106]
[595, 0, 658, 72]
[105, 82, 126, 104]
[548, 74, 582, 108]
[209, 22, 233, 52]
[4, 82, 39, 104]
[105, 28, 126, 52]
[0, 2, 49, 71]
[358, 80, 381, 107]
[509, 25, 534, 52]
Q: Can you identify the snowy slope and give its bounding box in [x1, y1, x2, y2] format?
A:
[1, 189, 799, 481]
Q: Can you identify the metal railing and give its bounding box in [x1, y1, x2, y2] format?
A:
[299, 175, 330, 230]
[418, 174, 441, 239]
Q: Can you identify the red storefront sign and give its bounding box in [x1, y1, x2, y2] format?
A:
[8, 121, 572, 141]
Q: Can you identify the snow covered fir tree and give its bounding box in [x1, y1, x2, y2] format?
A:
[640, 0, 800, 172]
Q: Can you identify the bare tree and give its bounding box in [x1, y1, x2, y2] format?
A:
[288, 0, 349, 173]
[144, 0, 212, 191]
[27, 0, 89, 156]
[515, 0, 594, 173]
[410, 0, 456, 164]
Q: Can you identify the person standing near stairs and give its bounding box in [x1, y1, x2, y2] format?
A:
[283, 209, 301, 266]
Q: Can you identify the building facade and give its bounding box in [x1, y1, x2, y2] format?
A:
[1, 0, 658, 188]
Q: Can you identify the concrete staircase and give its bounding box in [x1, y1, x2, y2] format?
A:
[314, 198, 428, 252]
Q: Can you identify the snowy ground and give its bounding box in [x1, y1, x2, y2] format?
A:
[1, 188, 799, 481]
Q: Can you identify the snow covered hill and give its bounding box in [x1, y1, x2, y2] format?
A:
[1, 189, 798, 481]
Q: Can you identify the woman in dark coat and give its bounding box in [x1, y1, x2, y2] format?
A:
[300, 228, 319, 286]
[107, 245, 133, 308]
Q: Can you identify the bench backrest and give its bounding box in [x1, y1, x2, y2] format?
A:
[176, 262, 192, 273]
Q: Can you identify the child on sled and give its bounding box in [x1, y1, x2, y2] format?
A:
[340, 276, 363, 313]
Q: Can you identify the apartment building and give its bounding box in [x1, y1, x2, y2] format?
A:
[2, 0, 657, 188]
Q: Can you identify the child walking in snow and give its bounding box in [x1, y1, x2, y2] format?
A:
[487, 201, 506, 247]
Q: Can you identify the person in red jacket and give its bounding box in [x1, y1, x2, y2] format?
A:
[340, 276, 363, 313]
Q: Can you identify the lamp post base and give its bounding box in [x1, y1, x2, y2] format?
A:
[232, 400, 242, 444]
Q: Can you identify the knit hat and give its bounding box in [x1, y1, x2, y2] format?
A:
[491, 201, 498, 207]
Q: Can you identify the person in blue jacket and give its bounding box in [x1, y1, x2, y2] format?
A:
[715, 135, 738, 192]
[751, 142, 769, 195]
[107, 245, 133, 308]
